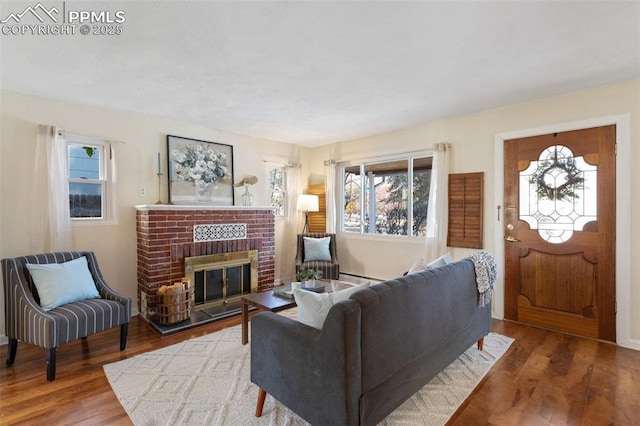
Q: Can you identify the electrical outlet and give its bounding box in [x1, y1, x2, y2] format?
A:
[139, 187, 147, 197]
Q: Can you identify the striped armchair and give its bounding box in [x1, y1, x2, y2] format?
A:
[2, 251, 131, 381]
[295, 233, 339, 280]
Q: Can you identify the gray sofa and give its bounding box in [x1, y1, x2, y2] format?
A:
[250, 259, 491, 425]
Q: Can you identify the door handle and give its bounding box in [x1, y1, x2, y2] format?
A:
[505, 236, 520, 243]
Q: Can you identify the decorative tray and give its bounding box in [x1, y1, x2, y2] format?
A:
[273, 284, 294, 299]
[273, 283, 325, 298]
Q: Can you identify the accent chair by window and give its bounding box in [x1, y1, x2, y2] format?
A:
[295, 233, 339, 280]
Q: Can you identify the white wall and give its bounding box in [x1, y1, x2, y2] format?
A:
[309, 80, 640, 348]
[0, 90, 300, 341]
[2, 80, 639, 349]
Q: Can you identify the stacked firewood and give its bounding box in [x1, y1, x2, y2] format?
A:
[156, 278, 192, 325]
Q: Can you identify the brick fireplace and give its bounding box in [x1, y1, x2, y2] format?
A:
[136, 205, 275, 321]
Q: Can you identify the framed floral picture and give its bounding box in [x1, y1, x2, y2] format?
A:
[167, 135, 234, 205]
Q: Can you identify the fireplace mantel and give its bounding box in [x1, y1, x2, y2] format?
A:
[135, 204, 275, 212]
[136, 206, 275, 321]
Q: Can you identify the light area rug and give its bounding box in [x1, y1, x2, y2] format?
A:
[104, 311, 513, 426]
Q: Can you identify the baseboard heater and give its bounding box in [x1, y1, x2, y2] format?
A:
[339, 272, 384, 284]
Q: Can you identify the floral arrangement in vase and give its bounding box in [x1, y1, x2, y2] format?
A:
[171, 143, 231, 198]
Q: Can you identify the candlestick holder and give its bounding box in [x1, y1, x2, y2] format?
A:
[156, 172, 163, 204]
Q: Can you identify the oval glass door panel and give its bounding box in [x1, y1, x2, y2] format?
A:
[519, 145, 597, 243]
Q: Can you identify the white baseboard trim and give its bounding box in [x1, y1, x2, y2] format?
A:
[619, 338, 640, 351]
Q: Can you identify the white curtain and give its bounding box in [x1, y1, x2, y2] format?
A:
[280, 164, 301, 282]
[324, 160, 337, 233]
[31, 125, 73, 251]
[424, 142, 450, 261]
[108, 142, 119, 224]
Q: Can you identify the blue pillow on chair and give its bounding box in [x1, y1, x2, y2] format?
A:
[26, 256, 100, 311]
[303, 237, 332, 262]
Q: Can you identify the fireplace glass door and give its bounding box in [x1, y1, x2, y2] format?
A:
[193, 263, 252, 306]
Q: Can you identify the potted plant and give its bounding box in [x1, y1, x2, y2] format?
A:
[296, 267, 323, 288]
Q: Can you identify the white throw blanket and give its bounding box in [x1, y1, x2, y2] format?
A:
[465, 251, 497, 307]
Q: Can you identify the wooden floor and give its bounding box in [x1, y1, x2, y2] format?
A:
[1, 316, 638, 425]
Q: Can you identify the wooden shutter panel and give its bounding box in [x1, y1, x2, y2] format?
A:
[307, 184, 326, 233]
[447, 172, 483, 249]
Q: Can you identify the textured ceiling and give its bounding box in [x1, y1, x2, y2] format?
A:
[1, 1, 639, 147]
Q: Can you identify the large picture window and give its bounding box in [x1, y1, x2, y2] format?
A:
[340, 153, 432, 236]
[67, 136, 109, 220]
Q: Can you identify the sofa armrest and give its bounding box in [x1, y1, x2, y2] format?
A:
[250, 300, 362, 425]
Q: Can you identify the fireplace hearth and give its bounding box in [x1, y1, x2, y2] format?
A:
[149, 300, 251, 336]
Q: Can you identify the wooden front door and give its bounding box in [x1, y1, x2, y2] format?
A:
[504, 125, 616, 341]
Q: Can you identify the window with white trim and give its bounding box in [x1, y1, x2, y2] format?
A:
[340, 152, 432, 236]
[268, 166, 287, 216]
[67, 135, 109, 220]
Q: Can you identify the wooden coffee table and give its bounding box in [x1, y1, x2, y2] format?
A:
[241, 291, 296, 345]
[241, 281, 329, 345]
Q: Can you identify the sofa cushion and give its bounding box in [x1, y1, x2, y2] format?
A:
[407, 258, 429, 274]
[407, 252, 453, 274]
[303, 236, 332, 262]
[426, 252, 453, 269]
[48, 298, 128, 341]
[26, 256, 100, 311]
[294, 283, 366, 329]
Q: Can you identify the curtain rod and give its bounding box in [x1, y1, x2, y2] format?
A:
[65, 131, 125, 144]
[327, 146, 441, 165]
